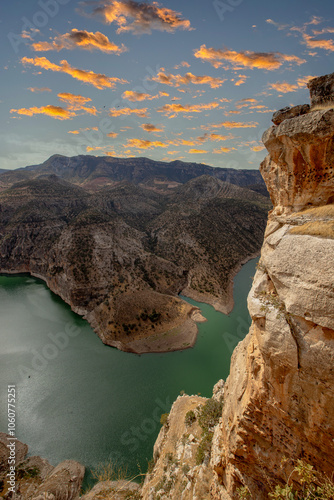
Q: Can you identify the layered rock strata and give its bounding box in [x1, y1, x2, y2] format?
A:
[211, 72, 334, 498]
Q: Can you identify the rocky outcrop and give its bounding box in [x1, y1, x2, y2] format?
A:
[143, 71, 334, 499]
[209, 72, 334, 498]
[0, 434, 84, 499]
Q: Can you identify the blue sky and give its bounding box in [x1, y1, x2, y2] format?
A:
[0, 0, 333, 170]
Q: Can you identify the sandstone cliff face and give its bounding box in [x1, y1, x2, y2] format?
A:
[144, 72, 334, 499]
[211, 72, 334, 498]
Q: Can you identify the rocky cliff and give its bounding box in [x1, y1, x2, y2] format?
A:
[143, 72, 334, 499]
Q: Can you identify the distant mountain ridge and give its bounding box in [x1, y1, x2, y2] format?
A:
[0, 155, 267, 195]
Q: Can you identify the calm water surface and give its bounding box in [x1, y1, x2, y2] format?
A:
[0, 258, 257, 480]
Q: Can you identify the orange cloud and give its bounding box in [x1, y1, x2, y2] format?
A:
[109, 107, 149, 117]
[68, 130, 80, 134]
[188, 149, 208, 154]
[141, 123, 164, 133]
[197, 132, 234, 143]
[234, 75, 248, 86]
[208, 121, 259, 129]
[21, 56, 128, 89]
[107, 132, 119, 138]
[213, 147, 236, 153]
[68, 126, 99, 134]
[105, 151, 116, 156]
[157, 101, 219, 118]
[32, 29, 127, 54]
[301, 32, 334, 51]
[268, 75, 314, 93]
[83, 0, 192, 34]
[10, 105, 75, 120]
[194, 44, 306, 70]
[174, 61, 190, 69]
[125, 139, 168, 149]
[27, 87, 52, 92]
[122, 90, 168, 101]
[151, 71, 226, 88]
[58, 92, 97, 115]
[250, 145, 265, 152]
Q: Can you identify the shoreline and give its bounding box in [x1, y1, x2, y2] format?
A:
[0, 253, 259, 355]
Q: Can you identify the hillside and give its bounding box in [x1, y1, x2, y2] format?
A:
[0, 155, 266, 194]
[0, 172, 270, 353]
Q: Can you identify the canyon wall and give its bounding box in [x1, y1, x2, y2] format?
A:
[144, 72, 334, 499]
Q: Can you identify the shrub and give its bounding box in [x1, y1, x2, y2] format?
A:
[160, 413, 169, 426]
[185, 410, 196, 427]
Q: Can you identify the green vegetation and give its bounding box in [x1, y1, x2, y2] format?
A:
[195, 398, 223, 465]
[160, 413, 169, 426]
[236, 460, 334, 499]
[185, 410, 196, 427]
[16, 464, 40, 480]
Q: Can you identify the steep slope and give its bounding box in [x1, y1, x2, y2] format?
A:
[0, 174, 269, 353]
[143, 72, 334, 499]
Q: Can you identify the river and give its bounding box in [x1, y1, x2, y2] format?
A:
[0, 258, 257, 484]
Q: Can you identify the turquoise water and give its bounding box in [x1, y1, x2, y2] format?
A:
[0, 258, 257, 479]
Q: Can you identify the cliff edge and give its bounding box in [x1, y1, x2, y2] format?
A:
[144, 72, 334, 499]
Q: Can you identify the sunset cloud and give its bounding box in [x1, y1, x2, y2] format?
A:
[68, 126, 99, 134]
[174, 61, 190, 69]
[208, 120, 259, 129]
[107, 132, 119, 138]
[151, 71, 226, 88]
[268, 75, 314, 93]
[213, 146, 236, 153]
[28, 87, 52, 92]
[82, 0, 192, 34]
[301, 32, 334, 52]
[21, 56, 128, 89]
[32, 29, 127, 54]
[197, 132, 234, 143]
[109, 107, 149, 117]
[122, 90, 168, 101]
[194, 44, 306, 70]
[141, 123, 164, 132]
[10, 105, 75, 120]
[125, 138, 168, 149]
[157, 101, 219, 118]
[188, 149, 208, 154]
[58, 92, 97, 115]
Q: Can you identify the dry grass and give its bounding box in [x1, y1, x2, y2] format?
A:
[295, 204, 334, 218]
[91, 460, 129, 482]
[290, 221, 334, 238]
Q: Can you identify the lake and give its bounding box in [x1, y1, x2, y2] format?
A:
[0, 258, 257, 483]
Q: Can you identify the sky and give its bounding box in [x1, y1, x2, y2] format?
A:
[0, 0, 333, 171]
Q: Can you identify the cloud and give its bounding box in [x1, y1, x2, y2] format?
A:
[234, 74, 248, 86]
[268, 75, 314, 93]
[57, 92, 97, 115]
[188, 149, 208, 154]
[141, 123, 164, 132]
[194, 44, 306, 70]
[121, 90, 168, 101]
[236, 98, 258, 109]
[109, 106, 149, 117]
[28, 87, 52, 92]
[81, 0, 192, 34]
[207, 120, 259, 129]
[68, 126, 99, 134]
[301, 32, 334, 51]
[31, 29, 127, 54]
[174, 61, 190, 69]
[250, 145, 265, 152]
[157, 101, 219, 118]
[105, 151, 116, 156]
[213, 147, 236, 153]
[125, 138, 168, 149]
[151, 71, 226, 88]
[266, 19, 290, 30]
[21, 56, 128, 89]
[10, 105, 75, 120]
[107, 132, 119, 137]
[197, 132, 234, 143]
